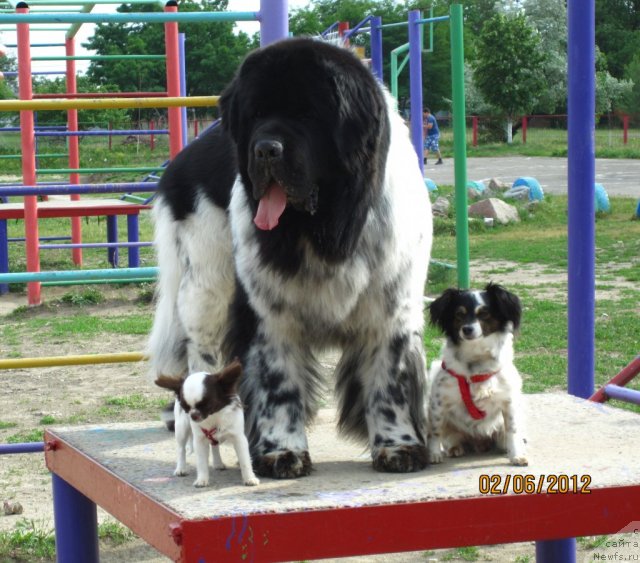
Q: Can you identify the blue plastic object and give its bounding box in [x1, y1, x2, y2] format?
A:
[594, 183, 610, 213]
[424, 178, 438, 192]
[466, 180, 486, 193]
[636, 200, 640, 218]
[512, 177, 544, 201]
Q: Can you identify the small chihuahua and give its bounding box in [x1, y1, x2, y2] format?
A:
[155, 360, 259, 487]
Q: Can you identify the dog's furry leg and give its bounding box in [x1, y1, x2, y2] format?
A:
[338, 331, 429, 473]
[191, 426, 211, 487]
[426, 370, 445, 464]
[241, 331, 321, 479]
[173, 402, 190, 476]
[211, 445, 226, 470]
[503, 400, 528, 466]
[231, 433, 260, 486]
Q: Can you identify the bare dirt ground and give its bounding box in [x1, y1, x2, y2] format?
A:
[0, 264, 630, 562]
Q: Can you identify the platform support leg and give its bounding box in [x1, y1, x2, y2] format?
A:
[0, 219, 8, 295]
[52, 474, 99, 563]
[535, 538, 576, 563]
[106, 216, 118, 267]
[126, 213, 140, 268]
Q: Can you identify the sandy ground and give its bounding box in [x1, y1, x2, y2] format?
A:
[0, 262, 635, 562]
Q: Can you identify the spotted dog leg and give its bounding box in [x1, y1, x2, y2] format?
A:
[338, 332, 429, 473]
[241, 332, 320, 479]
[503, 399, 528, 466]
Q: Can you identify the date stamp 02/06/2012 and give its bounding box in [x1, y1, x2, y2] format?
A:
[479, 474, 592, 495]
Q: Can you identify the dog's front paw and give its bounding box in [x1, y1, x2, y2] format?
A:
[428, 442, 444, 464]
[372, 444, 428, 473]
[255, 450, 312, 479]
[510, 455, 529, 466]
[447, 444, 466, 458]
[174, 468, 189, 477]
[244, 475, 260, 486]
[192, 477, 209, 488]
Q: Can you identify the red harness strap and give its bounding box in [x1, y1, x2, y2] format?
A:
[442, 361, 497, 420]
[201, 427, 220, 446]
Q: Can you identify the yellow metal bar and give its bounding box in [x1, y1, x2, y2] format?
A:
[0, 96, 218, 111]
[0, 352, 147, 369]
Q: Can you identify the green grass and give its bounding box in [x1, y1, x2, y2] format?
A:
[0, 519, 137, 561]
[442, 546, 481, 561]
[0, 421, 18, 430]
[6, 429, 44, 443]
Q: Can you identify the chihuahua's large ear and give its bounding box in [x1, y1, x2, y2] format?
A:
[485, 282, 522, 332]
[215, 359, 243, 394]
[429, 288, 459, 331]
[154, 374, 184, 394]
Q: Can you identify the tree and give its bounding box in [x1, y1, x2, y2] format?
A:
[595, 0, 640, 78]
[594, 47, 632, 115]
[523, 0, 567, 114]
[622, 52, 640, 114]
[83, 0, 254, 117]
[473, 12, 547, 142]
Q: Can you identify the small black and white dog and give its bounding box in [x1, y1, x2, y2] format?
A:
[427, 283, 528, 466]
[155, 360, 260, 487]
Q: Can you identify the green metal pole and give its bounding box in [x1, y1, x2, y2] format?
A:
[450, 3, 470, 289]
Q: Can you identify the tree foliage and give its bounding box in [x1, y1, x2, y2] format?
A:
[595, 0, 640, 78]
[473, 12, 546, 121]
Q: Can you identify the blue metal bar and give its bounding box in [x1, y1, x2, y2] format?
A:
[127, 214, 140, 267]
[567, 0, 595, 400]
[179, 32, 188, 147]
[258, 0, 287, 47]
[370, 16, 383, 82]
[0, 11, 258, 23]
[0, 218, 8, 294]
[536, 538, 577, 563]
[36, 129, 169, 136]
[0, 442, 45, 454]
[106, 216, 118, 267]
[320, 21, 339, 37]
[0, 267, 158, 283]
[52, 474, 99, 563]
[416, 16, 450, 25]
[343, 15, 372, 40]
[0, 182, 157, 196]
[408, 10, 423, 172]
[39, 242, 152, 249]
[604, 384, 640, 405]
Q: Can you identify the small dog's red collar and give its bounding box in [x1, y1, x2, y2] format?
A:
[201, 426, 220, 446]
[442, 361, 498, 420]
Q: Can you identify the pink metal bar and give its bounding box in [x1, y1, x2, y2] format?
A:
[17, 5, 41, 305]
[164, 1, 183, 159]
[66, 37, 82, 266]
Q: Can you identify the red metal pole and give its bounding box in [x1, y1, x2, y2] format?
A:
[472, 116, 478, 147]
[150, 119, 155, 151]
[623, 114, 629, 145]
[17, 5, 41, 306]
[164, 1, 183, 159]
[66, 37, 82, 266]
[338, 22, 350, 47]
[522, 116, 527, 144]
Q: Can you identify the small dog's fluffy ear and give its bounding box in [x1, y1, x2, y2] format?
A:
[429, 288, 459, 331]
[485, 282, 522, 332]
[215, 359, 243, 393]
[154, 375, 183, 393]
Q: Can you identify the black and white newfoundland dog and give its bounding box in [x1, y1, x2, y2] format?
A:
[148, 38, 433, 478]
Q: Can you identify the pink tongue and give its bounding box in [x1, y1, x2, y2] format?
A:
[254, 183, 287, 230]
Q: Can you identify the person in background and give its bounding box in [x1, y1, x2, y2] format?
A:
[423, 107, 443, 165]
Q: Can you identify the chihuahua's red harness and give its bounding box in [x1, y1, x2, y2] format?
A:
[442, 361, 498, 420]
[201, 427, 220, 446]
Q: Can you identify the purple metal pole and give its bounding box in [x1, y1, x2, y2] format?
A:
[408, 10, 424, 174]
[259, 0, 287, 47]
[0, 219, 7, 294]
[127, 214, 140, 267]
[0, 183, 158, 196]
[179, 32, 188, 146]
[52, 474, 99, 563]
[0, 442, 44, 454]
[107, 216, 119, 267]
[567, 0, 595, 399]
[370, 16, 383, 82]
[604, 384, 640, 404]
[536, 538, 577, 563]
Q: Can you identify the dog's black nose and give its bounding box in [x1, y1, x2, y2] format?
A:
[462, 326, 475, 337]
[254, 139, 283, 162]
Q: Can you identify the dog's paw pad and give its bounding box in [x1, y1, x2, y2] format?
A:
[428, 452, 444, 464]
[255, 450, 312, 479]
[173, 469, 188, 477]
[510, 456, 529, 466]
[244, 476, 260, 486]
[447, 445, 466, 458]
[193, 478, 209, 488]
[372, 444, 429, 473]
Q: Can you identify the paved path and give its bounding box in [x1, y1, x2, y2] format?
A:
[424, 156, 640, 198]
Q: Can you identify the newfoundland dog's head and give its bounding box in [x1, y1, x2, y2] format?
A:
[220, 38, 390, 262]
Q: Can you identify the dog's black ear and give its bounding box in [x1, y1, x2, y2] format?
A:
[154, 375, 183, 394]
[429, 288, 459, 332]
[485, 283, 521, 332]
[219, 76, 239, 139]
[215, 359, 243, 394]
